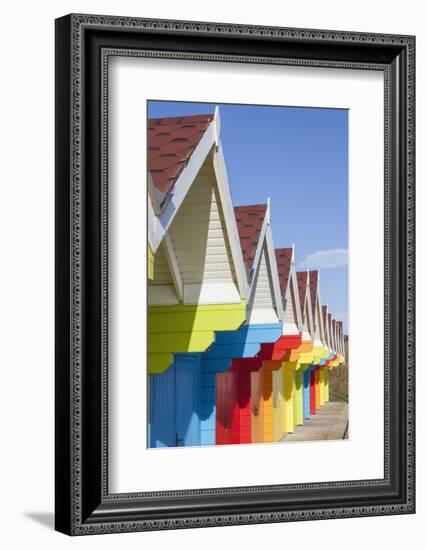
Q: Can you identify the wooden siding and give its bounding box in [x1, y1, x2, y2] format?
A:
[262, 368, 274, 443]
[294, 369, 304, 426]
[149, 354, 201, 448]
[199, 323, 282, 445]
[310, 368, 316, 415]
[148, 242, 179, 305]
[148, 242, 154, 280]
[324, 368, 330, 402]
[302, 369, 311, 419]
[283, 281, 299, 335]
[215, 372, 238, 445]
[319, 367, 326, 406]
[148, 301, 246, 373]
[315, 367, 321, 410]
[251, 371, 264, 443]
[282, 363, 296, 433]
[249, 245, 277, 315]
[150, 242, 173, 284]
[168, 163, 238, 293]
[272, 369, 285, 441]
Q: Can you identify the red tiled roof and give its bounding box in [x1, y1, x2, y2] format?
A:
[309, 270, 319, 311]
[234, 204, 267, 276]
[296, 271, 308, 322]
[147, 114, 214, 196]
[275, 248, 293, 295]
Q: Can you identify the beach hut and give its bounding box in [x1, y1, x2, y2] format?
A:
[294, 271, 315, 427]
[148, 109, 249, 447]
[274, 248, 303, 436]
[336, 321, 346, 365]
[301, 270, 326, 419]
[320, 304, 333, 403]
[215, 203, 284, 445]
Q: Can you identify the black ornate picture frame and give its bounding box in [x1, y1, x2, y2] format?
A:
[55, 13, 415, 535]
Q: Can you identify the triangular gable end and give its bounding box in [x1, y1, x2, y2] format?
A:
[168, 168, 240, 305]
[311, 271, 326, 347]
[337, 321, 344, 356]
[297, 271, 313, 341]
[248, 242, 280, 324]
[330, 316, 336, 352]
[284, 261, 302, 335]
[304, 273, 315, 340]
[148, 110, 248, 306]
[316, 297, 325, 345]
[239, 203, 282, 324]
[322, 305, 330, 348]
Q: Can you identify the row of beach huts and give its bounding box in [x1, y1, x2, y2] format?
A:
[147, 108, 345, 448]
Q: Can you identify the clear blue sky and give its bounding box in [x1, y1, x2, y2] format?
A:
[148, 101, 348, 333]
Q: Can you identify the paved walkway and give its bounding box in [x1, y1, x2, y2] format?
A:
[280, 401, 348, 442]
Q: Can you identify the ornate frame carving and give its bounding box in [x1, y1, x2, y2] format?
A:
[55, 14, 415, 535]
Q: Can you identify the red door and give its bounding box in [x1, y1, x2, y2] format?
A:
[310, 368, 316, 415]
[216, 372, 238, 444]
[251, 371, 264, 443]
[236, 371, 252, 444]
[315, 366, 321, 411]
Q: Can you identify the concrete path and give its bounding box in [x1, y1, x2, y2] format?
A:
[280, 401, 348, 442]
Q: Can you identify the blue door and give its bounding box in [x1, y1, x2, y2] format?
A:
[175, 358, 200, 447]
[302, 369, 311, 419]
[149, 355, 201, 448]
[149, 367, 175, 447]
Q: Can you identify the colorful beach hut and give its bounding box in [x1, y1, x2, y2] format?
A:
[148, 109, 249, 447]
[293, 271, 315, 427]
[272, 248, 303, 437]
[215, 203, 285, 445]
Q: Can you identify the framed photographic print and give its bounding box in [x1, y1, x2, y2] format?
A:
[55, 14, 415, 535]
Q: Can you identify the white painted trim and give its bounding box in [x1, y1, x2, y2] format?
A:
[339, 324, 344, 356]
[247, 308, 280, 325]
[147, 194, 156, 249]
[213, 106, 221, 148]
[183, 282, 241, 305]
[244, 204, 283, 323]
[163, 233, 183, 302]
[325, 306, 331, 349]
[316, 275, 326, 347]
[265, 224, 285, 322]
[282, 265, 302, 337]
[249, 215, 268, 288]
[304, 271, 314, 340]
[289, 249, 303, 332]
[152, 121, 216, 251]
[212, 143, 249, 300]
[147, 171, 163, 215]
[330, 317, 336, 354]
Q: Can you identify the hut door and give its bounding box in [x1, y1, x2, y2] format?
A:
[216, 372, 237, 444]
[272, 369, 283, 441]
[149, 358, 200, 448]
[174, 360, 200, 447]
[251, 371, 264, 443]
[149, 367, 175, 448]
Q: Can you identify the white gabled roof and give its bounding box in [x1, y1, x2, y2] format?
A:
[148, 108, 248, 306]
[235, 200, 284, 324]
[276, 246, 303, 335]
